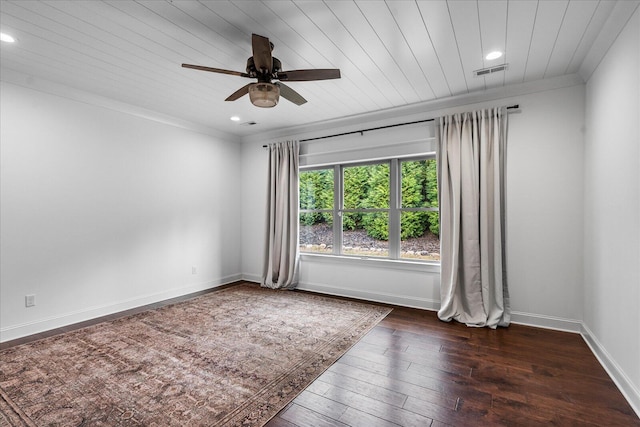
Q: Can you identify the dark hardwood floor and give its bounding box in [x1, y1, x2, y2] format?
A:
[2, 282, 638, 426]
[267, 304, 640, 427]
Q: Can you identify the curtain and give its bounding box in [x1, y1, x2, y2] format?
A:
[437, 108, 510, 328]
[262, 140, 300, 289]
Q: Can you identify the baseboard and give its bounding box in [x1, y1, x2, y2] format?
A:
[242, 273, 262, 283]
[295, 281, 584, 332]
[0, 274, 242, 343]
[510, 311, 582, 333]
[295, 281, 440, 311]
[581, 323, 640, 418]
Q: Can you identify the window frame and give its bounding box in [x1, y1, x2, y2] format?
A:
[299, 154, 439, 264]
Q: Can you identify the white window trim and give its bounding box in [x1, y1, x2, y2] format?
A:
[300, 154, 439, 265]
[300, 252, 441, 273]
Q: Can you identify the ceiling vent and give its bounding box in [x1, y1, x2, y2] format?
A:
[473, 63, 508, 77]
[240, 121, 258, 126]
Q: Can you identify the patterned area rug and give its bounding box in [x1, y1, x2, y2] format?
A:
[0, 284, 391, 426]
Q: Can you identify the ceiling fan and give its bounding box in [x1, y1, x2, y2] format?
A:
[182, 34, 341, 108]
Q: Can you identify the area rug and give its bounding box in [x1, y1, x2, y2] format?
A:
[0, 283, 391, 426]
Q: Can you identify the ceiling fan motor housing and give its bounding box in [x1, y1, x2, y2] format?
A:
[246, 57, 282, 79]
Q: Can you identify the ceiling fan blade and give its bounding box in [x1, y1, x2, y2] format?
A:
[277, 83, 307, 106]
[182, 64, 249, 78]
[225, 84, 252, 101]
[277, 69, 341, 81]
[252, 34, 273, 74]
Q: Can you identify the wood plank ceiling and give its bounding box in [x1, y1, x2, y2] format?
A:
[0, 1, 632, 137]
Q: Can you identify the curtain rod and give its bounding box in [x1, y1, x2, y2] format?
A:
[263, 104, 519, 146]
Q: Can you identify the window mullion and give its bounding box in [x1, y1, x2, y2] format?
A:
[389, 159, 400, 259]
[333, 164, 342, 255]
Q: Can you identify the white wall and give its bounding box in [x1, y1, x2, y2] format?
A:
[0, 82, 242, 341]
[506, 86, 586, 329]
[241, 81, 586, 331]
[583, 8, 640, 414]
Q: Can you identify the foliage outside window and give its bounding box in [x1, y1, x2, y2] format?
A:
[299, 168, 334, 253]
[299, 156, 439, 262]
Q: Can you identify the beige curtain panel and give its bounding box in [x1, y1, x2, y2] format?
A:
[437, 108, 511, 328]
[262, 140, 300, 289]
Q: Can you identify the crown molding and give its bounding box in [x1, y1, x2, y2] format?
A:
[0, 67, 241, 143]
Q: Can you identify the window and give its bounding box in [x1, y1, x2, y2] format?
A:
[299, 156, 439, 262]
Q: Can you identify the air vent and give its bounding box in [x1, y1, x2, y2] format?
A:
[240, 121, 258, 126]
[473, 63, 508, 77]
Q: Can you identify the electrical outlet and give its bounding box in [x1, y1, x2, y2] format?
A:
[192, 266, 197, 275]
[25, 294, 36, 307]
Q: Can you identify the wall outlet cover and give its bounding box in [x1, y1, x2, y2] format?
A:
[25, 294, 36, 307]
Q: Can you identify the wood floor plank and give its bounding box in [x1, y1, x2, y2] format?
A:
[523, 391, 640, 425]
[327, 362, 459, 409]
[292, 390, 349, 421]
[359, 331, 412, 352]
[345, 346, 446, 373]
[441, 338, 607, 379]
[349, 339, 392, 355]
[386, 321, 472, 344]
[386, 347, 475, 377]
[335, 353, 412, 377]
[315, 371, 408, 407]
[303, 379, 333, 396]
[319, 383, 435, 426]
[280, 404, 349, 427]
[338, 407, 405, 427]
[403, 395, 498, 427]
[264, 415, 299, 427]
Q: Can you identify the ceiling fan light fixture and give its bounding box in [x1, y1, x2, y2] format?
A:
[249, 82, 279, 108]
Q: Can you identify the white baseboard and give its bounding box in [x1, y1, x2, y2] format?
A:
[581, 323, 640, 418]
[242, 273, 262, 283]
[0, 274, 242, 343]
[295, 281, 584, 333]
[510, 311, 582, 333]
[295, 281, 440, 311]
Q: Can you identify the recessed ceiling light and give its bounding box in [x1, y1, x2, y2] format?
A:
[486, 51, 503, 61]
[0, 33, 16, 43]
[230, 116, 240, 122]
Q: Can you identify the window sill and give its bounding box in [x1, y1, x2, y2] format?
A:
[299, 253, 440, 273]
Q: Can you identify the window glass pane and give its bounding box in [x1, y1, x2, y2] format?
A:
[342, 212, 388, 257]
[343, 163, 389, 209]
[300, 213, 333, 253]
[400, 211, 440, 261]
[300, 169, 333, 210]
[401, 159, 438, 208]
